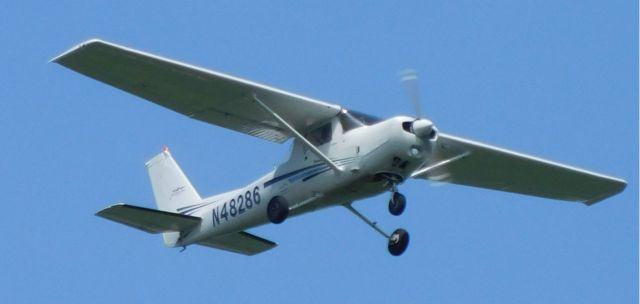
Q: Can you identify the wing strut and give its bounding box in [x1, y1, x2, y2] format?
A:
[253, 94, 343, 172]
[410, 151, 471, 178]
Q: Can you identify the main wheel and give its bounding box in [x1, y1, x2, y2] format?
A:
[388, 192, 406, 216]
[267, 196, 289, 224]
[387, 228, 409, 256]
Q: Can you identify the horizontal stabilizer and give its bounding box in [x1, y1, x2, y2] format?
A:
[96, 204, 201, 234]
[197, 231, 277, 256]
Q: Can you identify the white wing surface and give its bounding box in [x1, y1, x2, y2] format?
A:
[413, 134, 626, 205]
[52, 39, 341, 143]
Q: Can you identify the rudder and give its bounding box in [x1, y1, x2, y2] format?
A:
[145, 147, 202, 212]
[146, 147, 202, 247]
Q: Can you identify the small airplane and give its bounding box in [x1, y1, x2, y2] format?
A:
[53, 39, 626, 256]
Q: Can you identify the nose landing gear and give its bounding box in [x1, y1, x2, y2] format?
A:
[383, 174, 406, 216]
[376, 172, 408, 216]
[388, 192, 406, 216]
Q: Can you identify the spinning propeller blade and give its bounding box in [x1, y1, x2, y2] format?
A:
[399, 69, 423, 118]
[399, 68, 446, 185]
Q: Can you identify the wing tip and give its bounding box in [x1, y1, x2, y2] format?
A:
[50, 38, 106, 63]
[95, 202, 127, 217]
[583, 179, 627, 206]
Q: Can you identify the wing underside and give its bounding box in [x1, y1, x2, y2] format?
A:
[413, 134, 626, 205]
[53, 39, 342, 143]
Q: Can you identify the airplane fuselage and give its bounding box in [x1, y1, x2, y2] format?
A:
[177, 115, 427, 246]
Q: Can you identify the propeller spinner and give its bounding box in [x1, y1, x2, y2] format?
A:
[399, 69, 438, 141]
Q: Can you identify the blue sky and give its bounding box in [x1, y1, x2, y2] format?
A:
[1, 1, 637, 303]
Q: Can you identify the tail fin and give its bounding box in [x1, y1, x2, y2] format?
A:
[145, 147, 202, 247]
[146, 147, 202, 212]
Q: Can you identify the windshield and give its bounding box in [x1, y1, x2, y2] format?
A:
[346, 109, 383, 126]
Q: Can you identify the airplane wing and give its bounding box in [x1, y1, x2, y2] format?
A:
[196, 231, 277, 256]
[52, 39, 341, 143]
[412, 133, 626, 205]
[96, 204, 201, 233]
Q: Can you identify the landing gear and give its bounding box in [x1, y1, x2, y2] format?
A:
[344, 173, 412, 256]
[388, 229, 409, 256]
[388, 192, 406, 216]
[267, 196, 289, 224]
[377, 173, 407, 216]
[344, 203, 410, 256]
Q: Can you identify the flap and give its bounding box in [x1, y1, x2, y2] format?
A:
[96, 204, 201, 234]
[53, 39, 342, 143]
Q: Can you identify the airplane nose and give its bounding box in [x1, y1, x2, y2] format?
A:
[411, 119, 438, 141]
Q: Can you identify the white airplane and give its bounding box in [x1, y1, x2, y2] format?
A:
[53, 39, 626, 256]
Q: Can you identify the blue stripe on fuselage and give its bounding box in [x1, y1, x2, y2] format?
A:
[263, 163, 325, 188]
[263, 157, 360, 188]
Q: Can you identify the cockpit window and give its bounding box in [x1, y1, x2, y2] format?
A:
[347, 109, 383, 126]
[305, 123, 332, 146]
[339, 109, 383, 133]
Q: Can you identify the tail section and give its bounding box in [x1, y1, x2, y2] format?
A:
[146, 147, 202, 212]
[145, 147, 202, 247]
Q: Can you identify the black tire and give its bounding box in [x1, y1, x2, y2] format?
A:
[267, 196, 289, 224]
[387, 228, 409, 256]
[388, 192, 406, 216]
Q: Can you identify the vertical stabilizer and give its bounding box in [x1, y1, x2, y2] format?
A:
[145, 147, 202, 247]
[146, 147, 202, 212]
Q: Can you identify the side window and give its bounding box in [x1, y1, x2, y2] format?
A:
[305, 123, 332, 146]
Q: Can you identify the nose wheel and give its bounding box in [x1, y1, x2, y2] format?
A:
[388, 192, 406, 216]
[383, 174, 406, 216]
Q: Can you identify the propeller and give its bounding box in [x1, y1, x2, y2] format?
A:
[399, 69, 451, 186]
[399, 69, 438, 141]
[399, 69, 423, 118]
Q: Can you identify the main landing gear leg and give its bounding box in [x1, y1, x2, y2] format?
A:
[344, 203, 409, 256]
